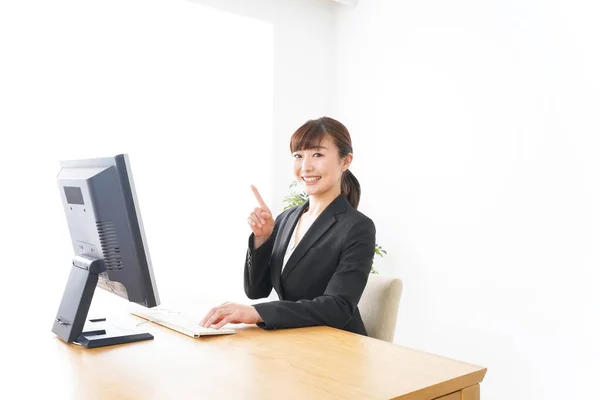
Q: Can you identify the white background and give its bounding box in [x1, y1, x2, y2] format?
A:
[0, 0, 273, 335]
[1, 0, 598, 399]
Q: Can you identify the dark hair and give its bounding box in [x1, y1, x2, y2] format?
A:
[290, 116, 361, 208]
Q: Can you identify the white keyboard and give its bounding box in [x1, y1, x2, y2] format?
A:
[131, 307, 236, 337]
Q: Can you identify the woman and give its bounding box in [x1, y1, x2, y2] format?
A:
[201, 117, 376, 335]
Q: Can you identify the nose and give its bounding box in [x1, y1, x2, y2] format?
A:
[301, 157, 313, 172]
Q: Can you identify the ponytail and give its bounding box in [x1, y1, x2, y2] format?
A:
[342, 170, 361, 209]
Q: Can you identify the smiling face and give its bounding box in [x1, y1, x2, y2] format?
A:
[292, 134, 351, 197]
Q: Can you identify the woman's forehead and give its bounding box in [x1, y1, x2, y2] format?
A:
[297, 135, 334, 151]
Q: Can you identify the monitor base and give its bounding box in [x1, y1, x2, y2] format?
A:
[52, 257, 154, 348]
[76, 318, 153, 348]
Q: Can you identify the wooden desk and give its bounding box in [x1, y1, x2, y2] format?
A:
[29, 311, 486, 400]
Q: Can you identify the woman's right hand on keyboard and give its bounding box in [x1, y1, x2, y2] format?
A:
[248, 185, 274, 249]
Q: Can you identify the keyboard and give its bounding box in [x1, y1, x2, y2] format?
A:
[131, 307, 236, 337]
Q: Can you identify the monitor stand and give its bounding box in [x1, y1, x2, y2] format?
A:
[52, 255, 153, 348]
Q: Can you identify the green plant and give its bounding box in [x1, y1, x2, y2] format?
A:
[282, 181, 309, 211]
[283, 181, 386, 274]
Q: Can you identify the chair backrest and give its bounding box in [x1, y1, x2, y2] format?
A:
[358, 274, 403, 343]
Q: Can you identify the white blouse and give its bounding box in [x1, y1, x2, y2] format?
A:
[282, 219, 300, 273]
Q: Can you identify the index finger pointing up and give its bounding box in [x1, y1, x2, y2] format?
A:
[250, 185, 270, 210]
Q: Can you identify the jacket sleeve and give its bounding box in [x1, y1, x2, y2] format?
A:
[253, 217, 376, 330]
[243, 213, 283, 299]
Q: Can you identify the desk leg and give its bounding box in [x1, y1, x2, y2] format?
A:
[460, 384, 480, 400]
[434, 384, 480, 400]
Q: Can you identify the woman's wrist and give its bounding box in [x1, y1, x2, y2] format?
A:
[253, 235, 270, 249]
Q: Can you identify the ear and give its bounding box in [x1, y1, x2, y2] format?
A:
[342, 153, 354, 171]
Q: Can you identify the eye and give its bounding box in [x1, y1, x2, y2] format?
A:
[293, 153, 302, 159]
[313, 153, 323, 157]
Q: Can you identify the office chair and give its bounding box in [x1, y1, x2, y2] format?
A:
[358, 274, 403, 343]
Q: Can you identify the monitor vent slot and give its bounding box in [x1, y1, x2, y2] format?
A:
[96, 221, 124, 271]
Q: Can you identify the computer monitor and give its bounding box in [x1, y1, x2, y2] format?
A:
[52, 154, 160, 348]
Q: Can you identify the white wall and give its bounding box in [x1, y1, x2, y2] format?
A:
[0, 0, 273, 324]
[190, 0, 337, 214]
[334, 1, 599, 399]
[0, 0, 336, 321]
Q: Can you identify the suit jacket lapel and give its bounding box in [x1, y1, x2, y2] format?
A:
[281, 194, 348, 281]
[272, 203, 308, 294]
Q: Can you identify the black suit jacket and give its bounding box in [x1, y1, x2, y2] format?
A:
[244, 193, 376, 336]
